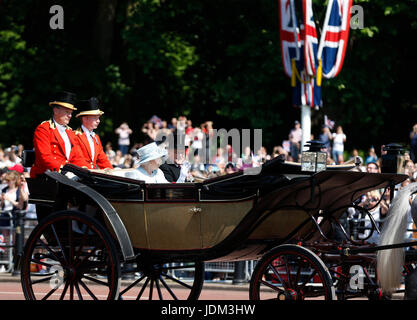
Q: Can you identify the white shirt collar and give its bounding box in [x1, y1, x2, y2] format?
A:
[81, 125, 95, 136]
[52, 118, 71, 159]
[53, 119, 68, 132]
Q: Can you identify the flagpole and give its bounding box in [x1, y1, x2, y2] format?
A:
[301, 104, 311, 151]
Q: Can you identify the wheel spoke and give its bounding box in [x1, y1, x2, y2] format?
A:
[294, 259, 304, 286]
[82, 274, 109, 287]
[259, 279, 285, 293]
[136, 277, 150, 300]
[36, 238, 62, 264]
[159, 276, 178, 300]
[282, 256, 293, 288]
[73, 281, 83, 300]
[50, 223, 67, 265]
[30, 258, 55, 268]
[59, 281, 70, 300]
[149, 278, 154, 300]
[120, 275, 146, 296]
[70, 283, 74, 300]
[42, 283, 61, 300]
[78, 279, 98, 300]
[31, 275, 54, 285]
[267, 263, 288, 289]
[161, 272, 192, 289]
[155, 279, 163, 300]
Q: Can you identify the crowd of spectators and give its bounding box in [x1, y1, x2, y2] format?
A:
[2, 119, 417, 188]
[3, 117, 417, 186]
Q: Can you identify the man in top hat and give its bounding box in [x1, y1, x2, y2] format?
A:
[159, 131, 191, 182]
[30, 91, 88, 178]
[74, 97, 113, 170]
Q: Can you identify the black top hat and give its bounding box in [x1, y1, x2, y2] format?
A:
[49, 91, 77, 110]
[75, 97, 104, 118]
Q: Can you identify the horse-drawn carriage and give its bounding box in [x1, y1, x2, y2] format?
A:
[18, 153, 417, 300]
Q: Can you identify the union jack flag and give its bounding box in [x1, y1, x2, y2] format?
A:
[303, 0, 319, 76]
[324, 114, 335, 130]
[279, 0, 321, 108]
[279, 0, 353, 107]
[318, 0, 353, 78]
[278, 0, 301, 78]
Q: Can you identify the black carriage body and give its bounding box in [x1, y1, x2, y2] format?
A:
[26, 157, 407, 265]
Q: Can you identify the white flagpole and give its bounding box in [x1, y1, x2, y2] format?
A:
[299, 0, 311, 152]
[301, 104, 311, 152]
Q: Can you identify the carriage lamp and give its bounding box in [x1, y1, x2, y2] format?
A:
[381, 143, 405, 174]
[301, 140, 327, 173]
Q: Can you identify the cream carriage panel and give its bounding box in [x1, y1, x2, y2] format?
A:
[110, 199, 255, 250]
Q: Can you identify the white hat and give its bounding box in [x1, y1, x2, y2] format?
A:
[136, 142, 168, 165]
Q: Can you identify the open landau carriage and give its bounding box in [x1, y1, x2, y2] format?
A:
[19, 150, 416, 300]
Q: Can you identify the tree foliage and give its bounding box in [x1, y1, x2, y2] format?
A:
[0, 0, 416, 152]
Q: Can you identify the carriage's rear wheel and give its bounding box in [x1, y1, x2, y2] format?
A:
[249, 244, 336, 300]
[21, 211, 120, 300]
[118, 260, 204, 300]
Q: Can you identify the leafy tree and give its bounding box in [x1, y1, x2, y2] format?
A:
[0, 0, 416, 154]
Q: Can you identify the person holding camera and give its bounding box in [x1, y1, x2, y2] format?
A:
[115, 122, 132, 156]
[0, 170, 28, 246]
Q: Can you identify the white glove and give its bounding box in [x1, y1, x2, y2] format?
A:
[176, 161, 191, 183]
[64, 171, 78, 180]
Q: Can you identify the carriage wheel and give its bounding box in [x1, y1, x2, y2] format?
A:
[249, 244, 336, 300]
[21, 211, 120, 300]
[118, 261, 204, 300]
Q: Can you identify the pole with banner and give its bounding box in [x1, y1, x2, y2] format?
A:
[279, 0, 352, 152]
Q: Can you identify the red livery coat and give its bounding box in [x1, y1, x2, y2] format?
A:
[74, 129, 113, 170]
[30, 120, 88, 178]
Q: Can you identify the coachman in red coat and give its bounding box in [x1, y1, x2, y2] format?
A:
[74, 97, 113, 170]
[30, 91, 88, 178]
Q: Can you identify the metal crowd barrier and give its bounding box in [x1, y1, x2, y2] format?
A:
[0, 211, 14, 273]
[349, 216, 417, 244]
[0, 210, 37, 274]
[203, 261, 257, 283]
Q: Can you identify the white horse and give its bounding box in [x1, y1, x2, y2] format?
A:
[377, 182, 417, 293]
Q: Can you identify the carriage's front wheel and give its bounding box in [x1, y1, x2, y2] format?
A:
[21, 211, 120, 300]
[249, 244, 336, 300]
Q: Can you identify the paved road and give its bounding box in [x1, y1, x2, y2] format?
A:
[0, 274, 404, 300]
[0, 282, 249, 300]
